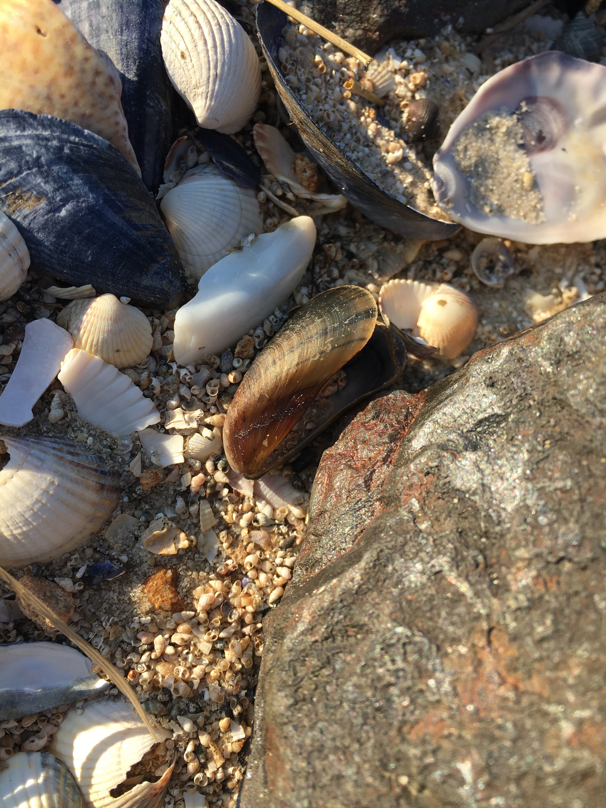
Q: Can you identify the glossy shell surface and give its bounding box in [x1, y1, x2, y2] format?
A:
[0, 212, 30, 303]
[0, 752, 82, 808]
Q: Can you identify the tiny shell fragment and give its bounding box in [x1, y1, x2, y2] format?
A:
[141, 517, 189, 555]
[139, 429, 185, 467]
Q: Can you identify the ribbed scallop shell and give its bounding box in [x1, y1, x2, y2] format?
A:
[0, 752, 82, 808]
[184, 428, 222, 461]
[57, 294, 152, 368]
[161, 0, 261, 133]
[0, 435, 121, 568]
[379, 279, 437, 331]
[0, 213, 30, 303]
[58, 349, 160, 435]
[49, 700, 173, 808]
[160, 165, 263, 281]
[364, 61, 396, 98]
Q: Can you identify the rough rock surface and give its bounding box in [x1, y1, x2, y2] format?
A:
[239, 293, 606, 808]
[299, 0, 529, 54]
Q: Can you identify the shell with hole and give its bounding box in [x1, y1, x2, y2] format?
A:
[0, 435, 121, 568]
[160, 165, 263, 281]
[57, 294, 153, 369]
[161, 0, 261, 133]
[0, 752, 83, 808]
[0, 212, 30, 302]
[379, 280, 478, 360]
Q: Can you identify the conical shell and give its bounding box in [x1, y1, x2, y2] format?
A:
[0, 435, 121, 568]
[0, 752, 82, 808]
[57, 294, 153, 369]
[417, 284, 478, 360]
[58, 349, 160, 435]
[160, 165, 263, 281]
[379, 279, 438, 331]
[0, 213, 30, 302]
[161, 0, 261, 133]
[49, 700, 173, 808]
[0, 0, 139, 173]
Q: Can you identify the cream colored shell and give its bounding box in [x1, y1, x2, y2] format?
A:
[0, 752, 82, 808]
[57, 294, 152, 368]
[160, 165, 263, 281]
[161, 0, 261, 133]
[0, 212, 30, 302]
[0, 435, 121, 568]
[364, 61, 396, 98]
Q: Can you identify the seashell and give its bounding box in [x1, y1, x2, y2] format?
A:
[0, 752, 82, 808]
[0, 320, 73, 428]
[256, 3, 458, 240]
[0, 0, 139, 174]
[58, 349, 160, 435]
[364, 61, 396, 98]
[173, 215, 316, 365]
[57, 294, 153, 369]
[379, 280, 478, 360]
[81, 560, 126, 587]
[44, 284, 96, 300]
[0, 435, 121, 568]
[0, 110, 184, 308]
[140, 517, 188, 555]
[0, 213, 30, 302]
[471, 238, 515, 287]
[552, 12, 604, 63]
[49, 699, 174, 808]
[403, 99, 440, 142]
[192, 128, 262, 188]
[139, 429, 184, 467]
[223, 286, 411, 478]
[161, 0, 261, 134]
[433, 51, 606, 244]
[0, 642, 109, 720]
[199, 499, 217, 533]
[160, 165, 263, 281]
[184, 429, 222, 462]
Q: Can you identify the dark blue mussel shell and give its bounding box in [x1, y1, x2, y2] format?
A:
[0, 110, 185, 308]
[192, 128, 262, 188]
[256, 2, 459, 240]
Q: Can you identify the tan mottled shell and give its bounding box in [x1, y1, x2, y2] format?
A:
[364, 61, 396, 98]
[0, 0, 139, 173]
[0, 752, 82, 808]
[57, 294, 152, 368]
[0, 213, 30, 302]
[161, 0, 261, 133]
[0, 435, 121, 568]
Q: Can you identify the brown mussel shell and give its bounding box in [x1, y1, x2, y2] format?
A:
[224, 286, 409, 478]
[404, 99, 440, 142]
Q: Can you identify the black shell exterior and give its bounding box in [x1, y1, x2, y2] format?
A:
[192, 128, 262, 188]
[256, 2, 459, 240]
[0, 110, 185, 308]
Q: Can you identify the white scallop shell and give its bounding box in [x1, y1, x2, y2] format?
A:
[0, 213, 30, 302]
[0, 752, 82, 808]
[57, 295, 153, 369]
[379, 279, 438, 331]
[184, 428, 222, 461]
[59, 349, 160, 435]
[0, 435, 121, 568]
[364, 61, 396, 98]
[160, 165, 263, 281]
[161, 0, 261, 133]
[49, 700, 174, 808]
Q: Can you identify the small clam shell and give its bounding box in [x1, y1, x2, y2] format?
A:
[0, 212, 30, 302]
[59, 349, 160, 435]
[471, 237, 515, 287]
[57, 294, 153, 369]
[404, 99, 440, 142]
[161, 0, 261, 133]
[0, 752, 82, 808]
[379, 279, 438, 331]
[160, 165, 263, 281]
[0, 435, 121, 568]
[364, 61, 396, 98]
[184, 429, 222, 462]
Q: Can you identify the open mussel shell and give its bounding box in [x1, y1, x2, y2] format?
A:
[255, 2, 458, 240]
[224, 286, 408, 478]
[0, 752, 83, 808]
[0, 110, 184, 308]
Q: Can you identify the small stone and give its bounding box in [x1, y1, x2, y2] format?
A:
[141, 517, 189, 555]
[142, 568, 183, 612]
[16, 575, 75, 631]
[140, 468, 165, 491]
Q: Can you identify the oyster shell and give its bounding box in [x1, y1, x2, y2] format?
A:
[433, 51, 606, 244]
[160, 165, 263, 281]
[0, 212, 30, 303]
[161, 0, 261, 133]
[0, 752, 82, 808]
[0, 435, 121, 568]
[57, 295, 153, 369]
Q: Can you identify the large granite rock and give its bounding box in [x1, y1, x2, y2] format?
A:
[239, 293, 606, 808]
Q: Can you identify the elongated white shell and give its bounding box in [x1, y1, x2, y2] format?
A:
[57, 295, 152, 369]
[0, 752, 82, 808]
[161, 0, 261, 133]
[173, 216, 317, 365]
[59, 349, 160, 435]
[0, 213, 30, 302]
[0, 435, 121, 567]
[160, 166, 263, 281]
[49, 700, 173, 808]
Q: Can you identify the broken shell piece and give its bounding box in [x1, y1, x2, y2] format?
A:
[0, 212, 30, 302]
[59, 349, 160, 434]
[0, 752, 83, 808]
[139, 429, 184, 467]
[0, 320, 73, 428]
[471, 237, 515, 287]
[0, 435, 121, 568]
[49, 699, 173, 808]
[255, 472, 305, 510]
[57, 294, 152, 369]
[141, 517, 188, 555]
[184, 428, 222, 461]
[44, 284, 97, 300]
[0, 642, 109, 720]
